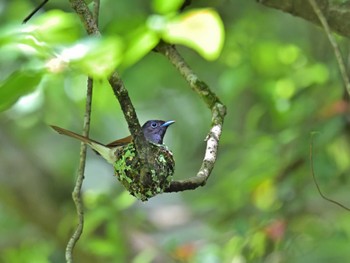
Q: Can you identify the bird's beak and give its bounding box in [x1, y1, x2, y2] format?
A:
[161, 120, 175, 127]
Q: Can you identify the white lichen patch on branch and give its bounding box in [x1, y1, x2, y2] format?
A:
[203, 124, 221, 163]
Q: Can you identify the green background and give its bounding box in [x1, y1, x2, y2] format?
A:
[1, 0, 350, 262]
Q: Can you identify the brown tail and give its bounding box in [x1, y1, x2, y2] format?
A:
[50, 125, 118, 163]
[50, 125, 104, 146]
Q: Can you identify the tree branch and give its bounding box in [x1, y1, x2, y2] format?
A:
[65, 2, 99, 262]
[307, 0, 350, 97]
[68, 0, 226, 194]
[68, 0, 149, 161]
[257, 0, 350, 39]
[154, 43, 227, 192]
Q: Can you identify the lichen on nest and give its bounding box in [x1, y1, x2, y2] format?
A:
[113, 143, 175, 201]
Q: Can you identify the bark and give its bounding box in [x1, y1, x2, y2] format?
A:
[257, 0, 350, 38]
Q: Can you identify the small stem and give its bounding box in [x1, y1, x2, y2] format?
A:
[65, 1, 99, 262]
[308, 0, 350, 96]
[310, 133, 350, 211]
[22, 0, 49, 24]
[65, 77, 94, 263]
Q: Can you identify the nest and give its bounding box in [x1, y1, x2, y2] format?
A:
[113, 143, 175, 201]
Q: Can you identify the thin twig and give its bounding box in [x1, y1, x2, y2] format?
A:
[65, 77, 94, 263]
[308, 0, 350, 96]
[68, 0, 149, 161]
[65, 2, 100, 262]
[310, 133, 350, 211]
[22, 0, 49, 24]
[155, 43, 227, 192]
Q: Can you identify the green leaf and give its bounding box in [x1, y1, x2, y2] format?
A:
[61, 37, 123, 78]
[252, 179, 278, 211]
[162, 9, 225, 60]
[121, 27, 160, 68]
[0, 25, 51, 58]
[152, 0, 185, 14]
[0, 70, 42, 112]
[29, 10, 81, 44]
[0, 25, 20, 46]
[85, 238, 118, 256]
[113, 191, 136, 210]
[0, 11, 80, 60]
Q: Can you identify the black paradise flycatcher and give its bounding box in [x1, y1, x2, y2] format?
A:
[51, 120, 175, 201]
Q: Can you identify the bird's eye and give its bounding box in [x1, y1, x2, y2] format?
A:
[151, 122, 157, 128]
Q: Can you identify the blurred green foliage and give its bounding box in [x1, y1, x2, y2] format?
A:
[0, 0, 223, 110]
[1, 0, 350, 263]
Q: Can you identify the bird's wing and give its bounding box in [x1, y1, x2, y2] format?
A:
[106, 135, 133, 147]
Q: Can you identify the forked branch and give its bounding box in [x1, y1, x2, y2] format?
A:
[155, 43, 227, 192]
[68, 0, 149, 160]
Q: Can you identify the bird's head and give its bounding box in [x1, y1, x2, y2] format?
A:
[142, 120, 175, 144]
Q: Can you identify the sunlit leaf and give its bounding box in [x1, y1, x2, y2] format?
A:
[28, 10, 81, 44]
[0, 25, 52, 58]
[162, 9, 224, 60]
[0, 70, 42, 112]
[274, 78, 295, 99]
[83, 207, 111, 236]
[223, 236, 244, 257]
[2, 242, 52, 263]
[252, 179, 278, 211]
[152, 0, 185, 14]
[291, 63, 329, 89]
[133, 249, 157, 263]
[122, 27, 159, 68]
[277, 44, 300, 65]
[0, 25, 21, 46]
[327, 136, 350, 172]
[113, 191, 136, 210]
[1, 13, 79, 59]
[248, 231, 266, 259]
[61, 37, 123, 78]
[85, 238, 118, 256]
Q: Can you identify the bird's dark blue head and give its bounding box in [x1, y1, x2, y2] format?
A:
[142, 120, 175, 144]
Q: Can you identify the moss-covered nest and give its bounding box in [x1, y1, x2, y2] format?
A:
[113, 143, 175, 201]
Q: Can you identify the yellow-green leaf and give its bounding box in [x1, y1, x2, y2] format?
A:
[163, 9, 224, 60]
[252, 179, 277, 211]
[29, 10, 81, 44]
[121, 27, 159, 68]
[152, 0, 185, 14]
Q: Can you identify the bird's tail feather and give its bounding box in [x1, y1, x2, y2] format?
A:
[50, 125, 116, 163]
[50, 125, 101, 145]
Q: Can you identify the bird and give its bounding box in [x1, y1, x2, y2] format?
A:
[50, 120, 175, 163]
[51, 120, 175, 201]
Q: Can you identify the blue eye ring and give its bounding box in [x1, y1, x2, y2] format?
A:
[151, 122, 157, 128]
